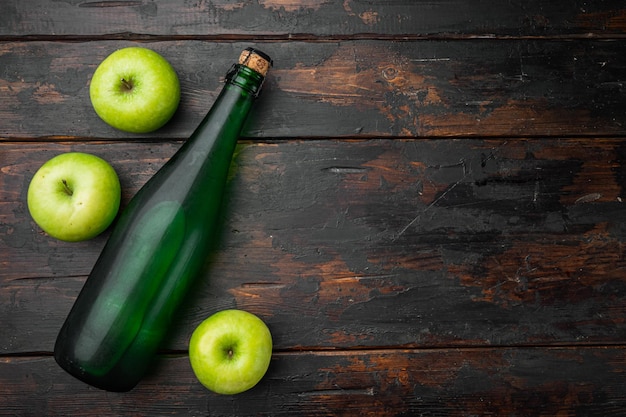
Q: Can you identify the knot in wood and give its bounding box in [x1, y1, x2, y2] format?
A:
[382, 67, 398, 81]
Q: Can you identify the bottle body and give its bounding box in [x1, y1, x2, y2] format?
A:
[54, 50, 271, 392]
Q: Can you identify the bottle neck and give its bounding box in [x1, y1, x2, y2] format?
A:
[225, 64, 266, 98]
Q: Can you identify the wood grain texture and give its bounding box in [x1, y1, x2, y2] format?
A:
[2, 0, 626, 414]
[1, 1, 625, 38]
[0, 40, 625, 140]
[3, 139, 625, 354]
[1, 347, 625, 416]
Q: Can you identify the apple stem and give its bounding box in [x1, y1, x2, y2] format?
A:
[120, 78, 133, 92]
[62, 179, 73, 196]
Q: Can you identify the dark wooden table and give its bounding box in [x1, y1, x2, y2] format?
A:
[2, 2, 626, 416]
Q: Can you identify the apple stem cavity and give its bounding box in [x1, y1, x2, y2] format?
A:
[222, 345, 236, 361]
[120, 77, 134, 92]
[61, 179, 73, 196]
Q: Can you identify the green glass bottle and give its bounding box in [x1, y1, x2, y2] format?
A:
[54, 48, 272, 392]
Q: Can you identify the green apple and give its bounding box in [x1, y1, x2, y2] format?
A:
[89, 47, 180, 133]
[27, 152, 121, 242]
[189, 309, 273, 395]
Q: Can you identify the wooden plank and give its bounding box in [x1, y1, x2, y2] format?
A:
[0, 40, 625, 140]
[2, 139, 625, 353]
[1, 1, 625, 38]
[1, 347, 625, 416]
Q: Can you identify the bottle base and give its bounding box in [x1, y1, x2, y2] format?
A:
[54, 348, 140, 392]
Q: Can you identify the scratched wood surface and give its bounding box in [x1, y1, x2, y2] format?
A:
[1, 1, 626, 416]
[1, 1, 626, 37]
[1, 40, 626, 139]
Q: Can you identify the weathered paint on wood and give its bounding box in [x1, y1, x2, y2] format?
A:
[1, 1, 625, 38]
[2, 0, 625, 415]
[0, 40, 625, 140]
[1, 347, 625, 416]
[2, 139, 625, 354]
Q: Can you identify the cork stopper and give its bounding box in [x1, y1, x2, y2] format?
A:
[239, 48, 272, 77]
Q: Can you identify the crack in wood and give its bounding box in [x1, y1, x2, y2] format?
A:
[297, 386, 375, 397]
[79, 1, 143, 8]
[323, 166, 369, 174]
